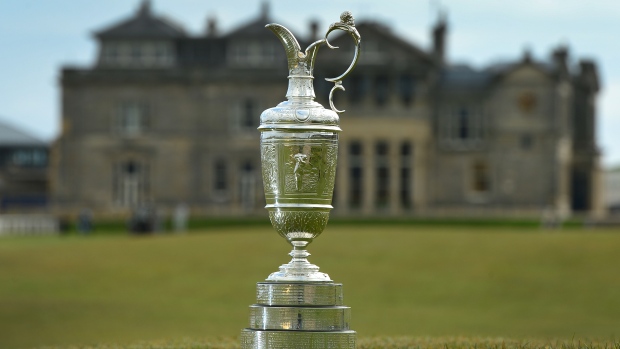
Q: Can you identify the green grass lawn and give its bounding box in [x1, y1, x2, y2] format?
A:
[1, 225, 619, 348]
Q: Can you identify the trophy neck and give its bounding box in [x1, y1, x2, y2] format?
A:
[286, 75, 316, 102]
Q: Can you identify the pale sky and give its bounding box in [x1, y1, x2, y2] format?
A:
[1, 0, 619, 166]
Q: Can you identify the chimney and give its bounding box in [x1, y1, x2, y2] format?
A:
[552, 45, 569, 76]
[432, 11, 447, 64]
[206, 15, 218, 37]
[579, 60, 600, 92]
[260, 1, 270, 21]
[522, 46, 532, 64]
[309, 20, 320, 42]
[138, 0, 151, 17]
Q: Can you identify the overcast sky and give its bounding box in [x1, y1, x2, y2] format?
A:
[1, 0, 619, 166]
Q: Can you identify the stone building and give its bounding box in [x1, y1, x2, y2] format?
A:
[0, 120, 49, 211]
[52, 1, 603, 218]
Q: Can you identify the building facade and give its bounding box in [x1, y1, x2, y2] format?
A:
[52, 1, 603, 218]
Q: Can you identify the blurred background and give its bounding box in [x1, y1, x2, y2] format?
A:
[1, 0, 620, 224]
[1, 1, 620, 348]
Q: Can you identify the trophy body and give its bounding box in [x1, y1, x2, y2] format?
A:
[241, 12, 361, 349]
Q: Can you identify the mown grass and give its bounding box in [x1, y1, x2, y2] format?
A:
[1, 225, 619, 348]
[35, 336, 620, 349]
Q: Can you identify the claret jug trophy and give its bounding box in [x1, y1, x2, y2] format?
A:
[240, 11, 361, 349]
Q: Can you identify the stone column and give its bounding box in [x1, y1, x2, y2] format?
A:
[362, 138, 375, 215]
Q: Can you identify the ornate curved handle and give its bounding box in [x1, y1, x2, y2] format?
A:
[322, 11, 361, 114]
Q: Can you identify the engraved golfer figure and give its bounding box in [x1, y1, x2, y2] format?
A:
[293, 152, 310, 191]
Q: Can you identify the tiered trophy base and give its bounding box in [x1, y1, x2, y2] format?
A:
[241, 282, 356, 349]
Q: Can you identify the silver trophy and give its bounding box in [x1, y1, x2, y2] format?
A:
[240, 11, 361, 349]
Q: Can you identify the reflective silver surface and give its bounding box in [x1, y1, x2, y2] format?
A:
[249, 305, 350, 331]
[241, 330, 356, 349]
[256, 282, 343, 306]
[241, 11, 360, 349]
[260, 11, 361, 282]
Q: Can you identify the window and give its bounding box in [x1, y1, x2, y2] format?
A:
[117, 102, 147, 136]
[230, 41, 278, 67]
[348, 141, 363, 209]
[100, 41, 174, 68]
[458, 108, 469, 140]
[103, 43, 118, 64]
[348, 75, 368, 103]
[131, 43, 142, 63]
[243, 100, 256, 129]
[440, 105, 484, 149]
[152, 42, 173, 66]
[374, 76, 389, 107]
[11, 149, 47, 167]
[234, 99, 259, 131]
[375, 141, 389, 208]
[214, 160, 227, 191]
[399, 75, 415, 106]
[240, 161, 255, 211]
[472, 161, 490, 193]
[400, 142, 413, 208]
[32, 150, 47, 166]
[114, 160, 149, 208]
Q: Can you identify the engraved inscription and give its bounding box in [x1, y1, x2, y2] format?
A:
[261, 143, 278, 194]
[321, 142, 338, 196]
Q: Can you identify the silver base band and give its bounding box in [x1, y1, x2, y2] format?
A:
[257, 282, 343, 306]
[241, 329, 356, 349]
[249, 305, 350, 331]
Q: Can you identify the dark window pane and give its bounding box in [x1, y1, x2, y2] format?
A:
[458, 108, 469, 139]
[401, 142, 411, 156]
[215, 160, 227, 190]
[243, 100, 255, 128]
[349, 167, 363, 208]
[376, 141, 388, 156]
[349, 141, 362, 156]
[472, 161, 489, 192]
[375, 76, 389, 107]
[399, 75, 415, 106]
